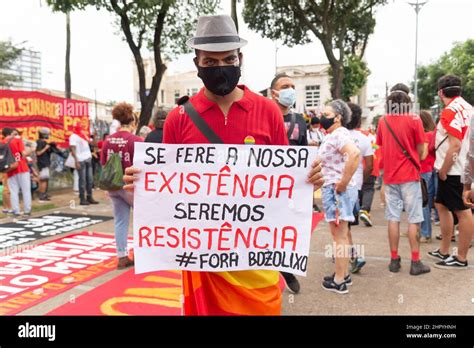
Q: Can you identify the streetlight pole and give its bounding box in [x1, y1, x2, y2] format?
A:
[408, 0, 427, 109]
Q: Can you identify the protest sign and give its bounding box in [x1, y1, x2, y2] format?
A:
[133, 143, 318, 276]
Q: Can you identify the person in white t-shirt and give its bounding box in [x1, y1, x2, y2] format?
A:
[346, 102, 374, 274]
[69, 124, 98, 206]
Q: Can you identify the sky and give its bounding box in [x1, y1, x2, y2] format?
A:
[0, 0, 473, 103]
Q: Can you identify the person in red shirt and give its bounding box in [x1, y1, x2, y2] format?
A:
[101, 103, 142, 269]
[419, 110, 436, 243]
[428, 75, 474, 270]
[376, 89, 430, 276]
[122, 15, 324, 315]
[2, 128, 31, 217]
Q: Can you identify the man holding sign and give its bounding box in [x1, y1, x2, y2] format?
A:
[124, 15, 323, 316]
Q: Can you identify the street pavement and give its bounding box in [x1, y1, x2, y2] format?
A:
[3, 187, 472, 315]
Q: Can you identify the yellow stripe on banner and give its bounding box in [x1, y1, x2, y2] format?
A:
[168, 270, 182, 275]
[100, 296, 181, 315]
[125, 287, 181, 301]
[216, 270, 279, 289]
[143, 276, 182, 286]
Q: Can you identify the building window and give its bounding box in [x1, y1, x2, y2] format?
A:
[305, 85, 321, 107]
[174, 90, 180, 104]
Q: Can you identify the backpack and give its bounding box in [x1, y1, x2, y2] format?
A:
[98, 153, 124, 191]
[0, 139, 19, 173]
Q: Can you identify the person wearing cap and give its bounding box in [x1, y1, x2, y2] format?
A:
[428, 75, 473, 270]
[123, 15, 324, 315]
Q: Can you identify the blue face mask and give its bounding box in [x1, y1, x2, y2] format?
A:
[277, 88, 296, 107]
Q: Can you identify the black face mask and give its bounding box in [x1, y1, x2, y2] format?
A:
[320, 115, 336, 130]
[197, 65, 241, 96]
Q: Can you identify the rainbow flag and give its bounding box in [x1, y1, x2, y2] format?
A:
[182, 270, 281, 315]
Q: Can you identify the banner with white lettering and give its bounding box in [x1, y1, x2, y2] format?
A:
[133, 143, 318, 276]
[0, 213, 113, 251]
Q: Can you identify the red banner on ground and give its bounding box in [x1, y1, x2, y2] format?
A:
[48, 269, 183, 316]
[0, 90, 89, 148]
[0, 232, 118, 315]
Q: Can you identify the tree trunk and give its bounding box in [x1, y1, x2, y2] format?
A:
[231, 0, 239, 32]
[330, 61, 344, 100]
[65, 11, 71, 99]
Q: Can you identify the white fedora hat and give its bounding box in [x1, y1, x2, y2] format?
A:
[187, 15, 248, 52]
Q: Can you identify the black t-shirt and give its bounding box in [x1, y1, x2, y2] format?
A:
[36, 139, 51, 169]
[283, 113, 308, 146]
[145, 128, 163, 143]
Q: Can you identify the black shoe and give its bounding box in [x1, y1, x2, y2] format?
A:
[389, 256, 401, 273]
[427, 249, 450, 262]
[80, 200, 90, 206]
[281, 272, 300, 294]
[323, 273, 352, 286]
[434, 256, 468, 270]
[321, 279, 349, 294]
[87, 198, 99, 204]
[410, 260, 431, 275]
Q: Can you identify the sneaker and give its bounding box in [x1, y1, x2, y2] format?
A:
[410, 260, 431, 275]
[358, 210, 373, 227]
[87, 198, 99, 204]
[434, 220, 440, 226]
[350, 257, 366, 274]
[323, 273, 352, 286]
[281, 272, 300, 294]
[117, 257, 134, 269]
[419, 237, 432, 243]
[23, 212, 32, 217]
[434, 256, 468, 270]
[427, 249, 450, 262]
[80, 200, 90, 206]
[389, 256, 401, 273]
[321, 279, 349, 294]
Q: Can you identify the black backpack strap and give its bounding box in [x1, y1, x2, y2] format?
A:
[178, 96, 223, 144]
[383, 117, 420, 173]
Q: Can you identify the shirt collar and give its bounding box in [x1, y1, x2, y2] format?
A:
[192, 85, 254, 113]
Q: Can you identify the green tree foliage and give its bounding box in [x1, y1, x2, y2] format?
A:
[417, 39, 474, 109]
[242, 0, 386, 99]
[0, 41, 23, 88]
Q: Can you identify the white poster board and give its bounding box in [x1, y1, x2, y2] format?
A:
[133, 143, 318, 276]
